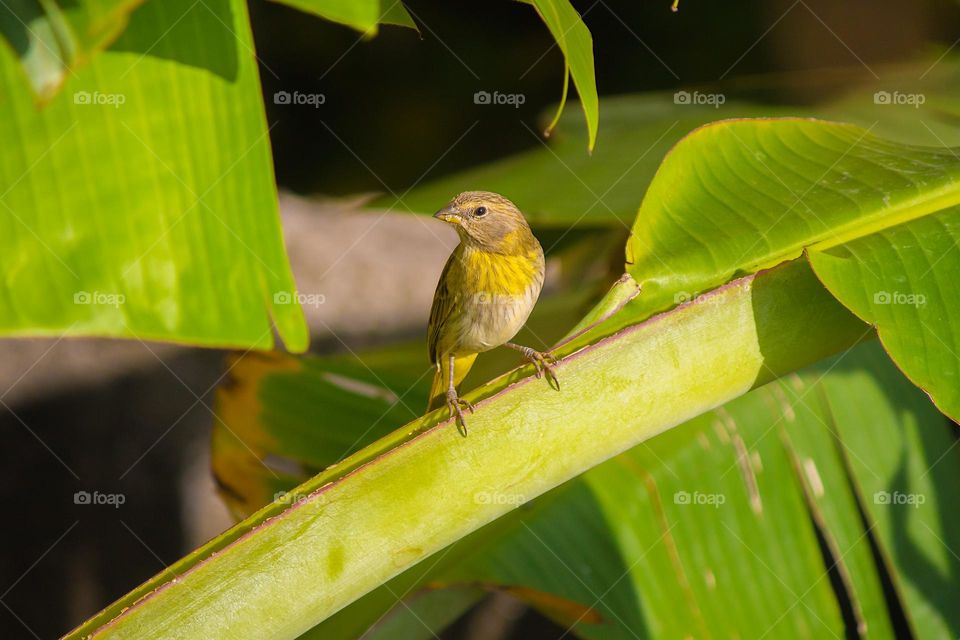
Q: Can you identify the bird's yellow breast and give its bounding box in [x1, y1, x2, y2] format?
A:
[440, 243, 544, 355]
[460, 244, 542, 297]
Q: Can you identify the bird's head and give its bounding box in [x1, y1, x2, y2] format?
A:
[433, 191, 534, 253]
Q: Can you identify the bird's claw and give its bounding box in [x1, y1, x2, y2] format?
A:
[523, 349, 561, 391]
[446, 389, 474, 436]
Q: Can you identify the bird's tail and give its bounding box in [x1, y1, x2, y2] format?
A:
[427, 353, 478, 412]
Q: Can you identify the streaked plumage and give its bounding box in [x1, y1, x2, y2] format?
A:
[427, 191, 559, 433]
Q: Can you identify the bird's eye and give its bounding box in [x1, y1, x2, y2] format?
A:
[474, 206, 487, 217]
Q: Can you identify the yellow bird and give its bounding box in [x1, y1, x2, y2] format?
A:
[427, 191, 559, 434]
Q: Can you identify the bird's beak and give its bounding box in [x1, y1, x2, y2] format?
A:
[433, 205, 461, 225]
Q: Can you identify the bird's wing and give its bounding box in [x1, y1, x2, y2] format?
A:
[428, 249, 460, 366]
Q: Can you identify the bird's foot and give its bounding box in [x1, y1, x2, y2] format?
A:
[512, 345, 560, 391]
[446, 388, 474, 436]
